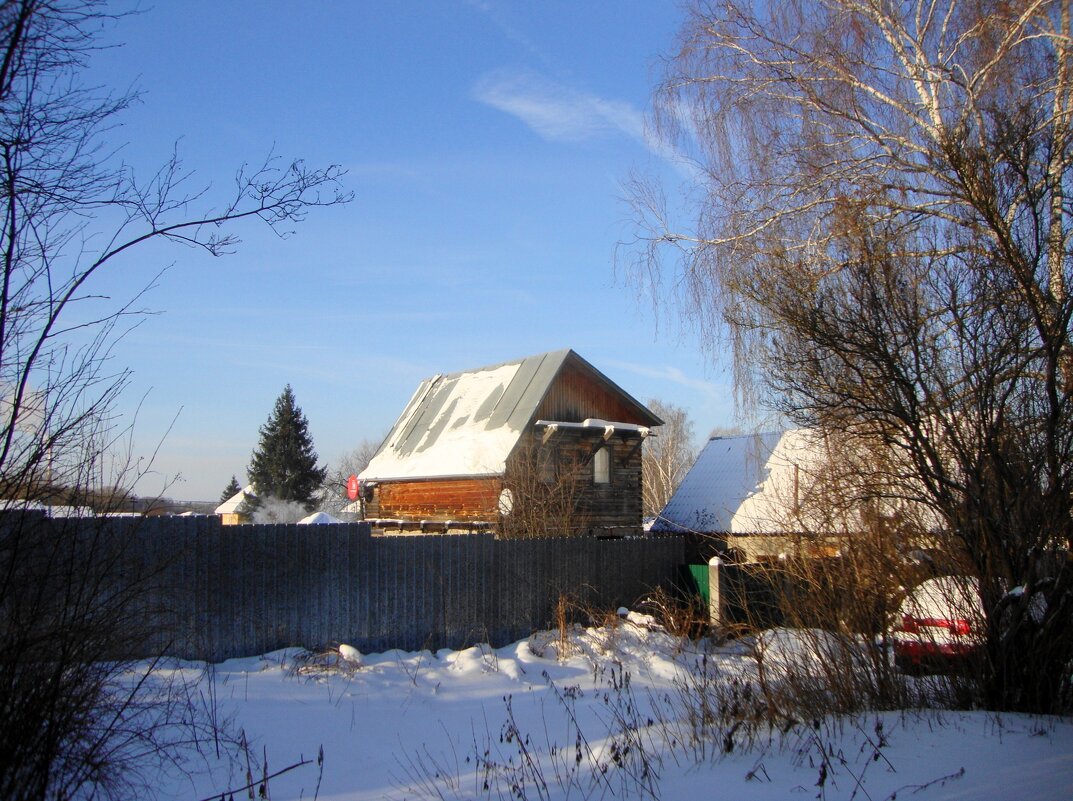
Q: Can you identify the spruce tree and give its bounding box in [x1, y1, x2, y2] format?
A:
[247, 385, 327, 511]
[219, 475, 242, 504]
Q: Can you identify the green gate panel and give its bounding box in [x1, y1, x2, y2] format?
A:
[682, 563, 710, 605]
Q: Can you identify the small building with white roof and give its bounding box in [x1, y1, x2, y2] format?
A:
[215, 484, 256, 526]
[651, 429, 833, 560]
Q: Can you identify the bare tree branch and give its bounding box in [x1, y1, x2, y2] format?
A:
[0, 2, 351, 798]
[626, 0, 1073, 714]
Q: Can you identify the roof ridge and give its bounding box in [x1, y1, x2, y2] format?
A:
[430, 347, 573, 381]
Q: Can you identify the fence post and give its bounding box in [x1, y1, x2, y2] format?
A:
[707, 556, 724, 627]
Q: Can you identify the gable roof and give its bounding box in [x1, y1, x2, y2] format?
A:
[215, 484, 255, 515]
[652, 430, 822, 534]
[360, 349, 660, 482]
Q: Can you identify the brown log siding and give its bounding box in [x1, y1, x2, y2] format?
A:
[368, 477, 502, 521]
[504, 430, 645, 534]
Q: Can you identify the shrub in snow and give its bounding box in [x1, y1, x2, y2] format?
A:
[339, 644, 362, 665]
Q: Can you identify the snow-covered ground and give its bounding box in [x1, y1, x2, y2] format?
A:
[152, 614, 1072, 801]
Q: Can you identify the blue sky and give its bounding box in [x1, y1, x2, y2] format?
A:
[83, 0, 741, 501]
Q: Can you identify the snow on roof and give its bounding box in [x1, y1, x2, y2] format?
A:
[652, 430, 823, 534]
[215, 484, 255, 515]
[14, 501, 95, 518]
[361, 362, 523, 480]
[535, 419, 653, 439]
[297, 511, 344, 525]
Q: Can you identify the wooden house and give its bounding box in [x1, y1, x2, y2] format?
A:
[358, 349, 663, 536]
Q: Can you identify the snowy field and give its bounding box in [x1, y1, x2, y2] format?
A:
[151, 614, 1073, 801]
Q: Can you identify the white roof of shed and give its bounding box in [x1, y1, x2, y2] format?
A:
[298, 511, 344, 525]
[652, 430, 823, 534]
[215, 484, 255, 515]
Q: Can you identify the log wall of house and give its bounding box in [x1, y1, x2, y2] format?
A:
[595, 435, 644, 529]
[507, 430, 645, 534]
[367, 477, 502, 522]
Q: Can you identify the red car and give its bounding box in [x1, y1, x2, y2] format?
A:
[893, 576, 983, 672]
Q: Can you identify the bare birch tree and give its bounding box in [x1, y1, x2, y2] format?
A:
[627, 0, 1073, 713]
[641, 398, 696, 518]
[0, 1, 349, 797]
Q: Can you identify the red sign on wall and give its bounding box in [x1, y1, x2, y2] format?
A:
[346, 474, 360, 501]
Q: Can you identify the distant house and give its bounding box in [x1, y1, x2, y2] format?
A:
[358, 349, 663, 536]
[215, 484, 255, 526]
[651, 430, 831, 561]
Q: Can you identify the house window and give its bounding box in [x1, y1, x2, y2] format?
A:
[593, 446, 610, 484]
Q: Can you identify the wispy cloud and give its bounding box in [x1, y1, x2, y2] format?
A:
[605, 359, 725, 400]
[472, 68, 697, 178]
[473, 68, 645, 144]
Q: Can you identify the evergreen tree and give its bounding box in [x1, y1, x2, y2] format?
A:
[219, 475, 242, 505]
[247, 385, 326, 511]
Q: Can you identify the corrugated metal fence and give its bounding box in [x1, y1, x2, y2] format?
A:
[16, 514, 685, 661]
